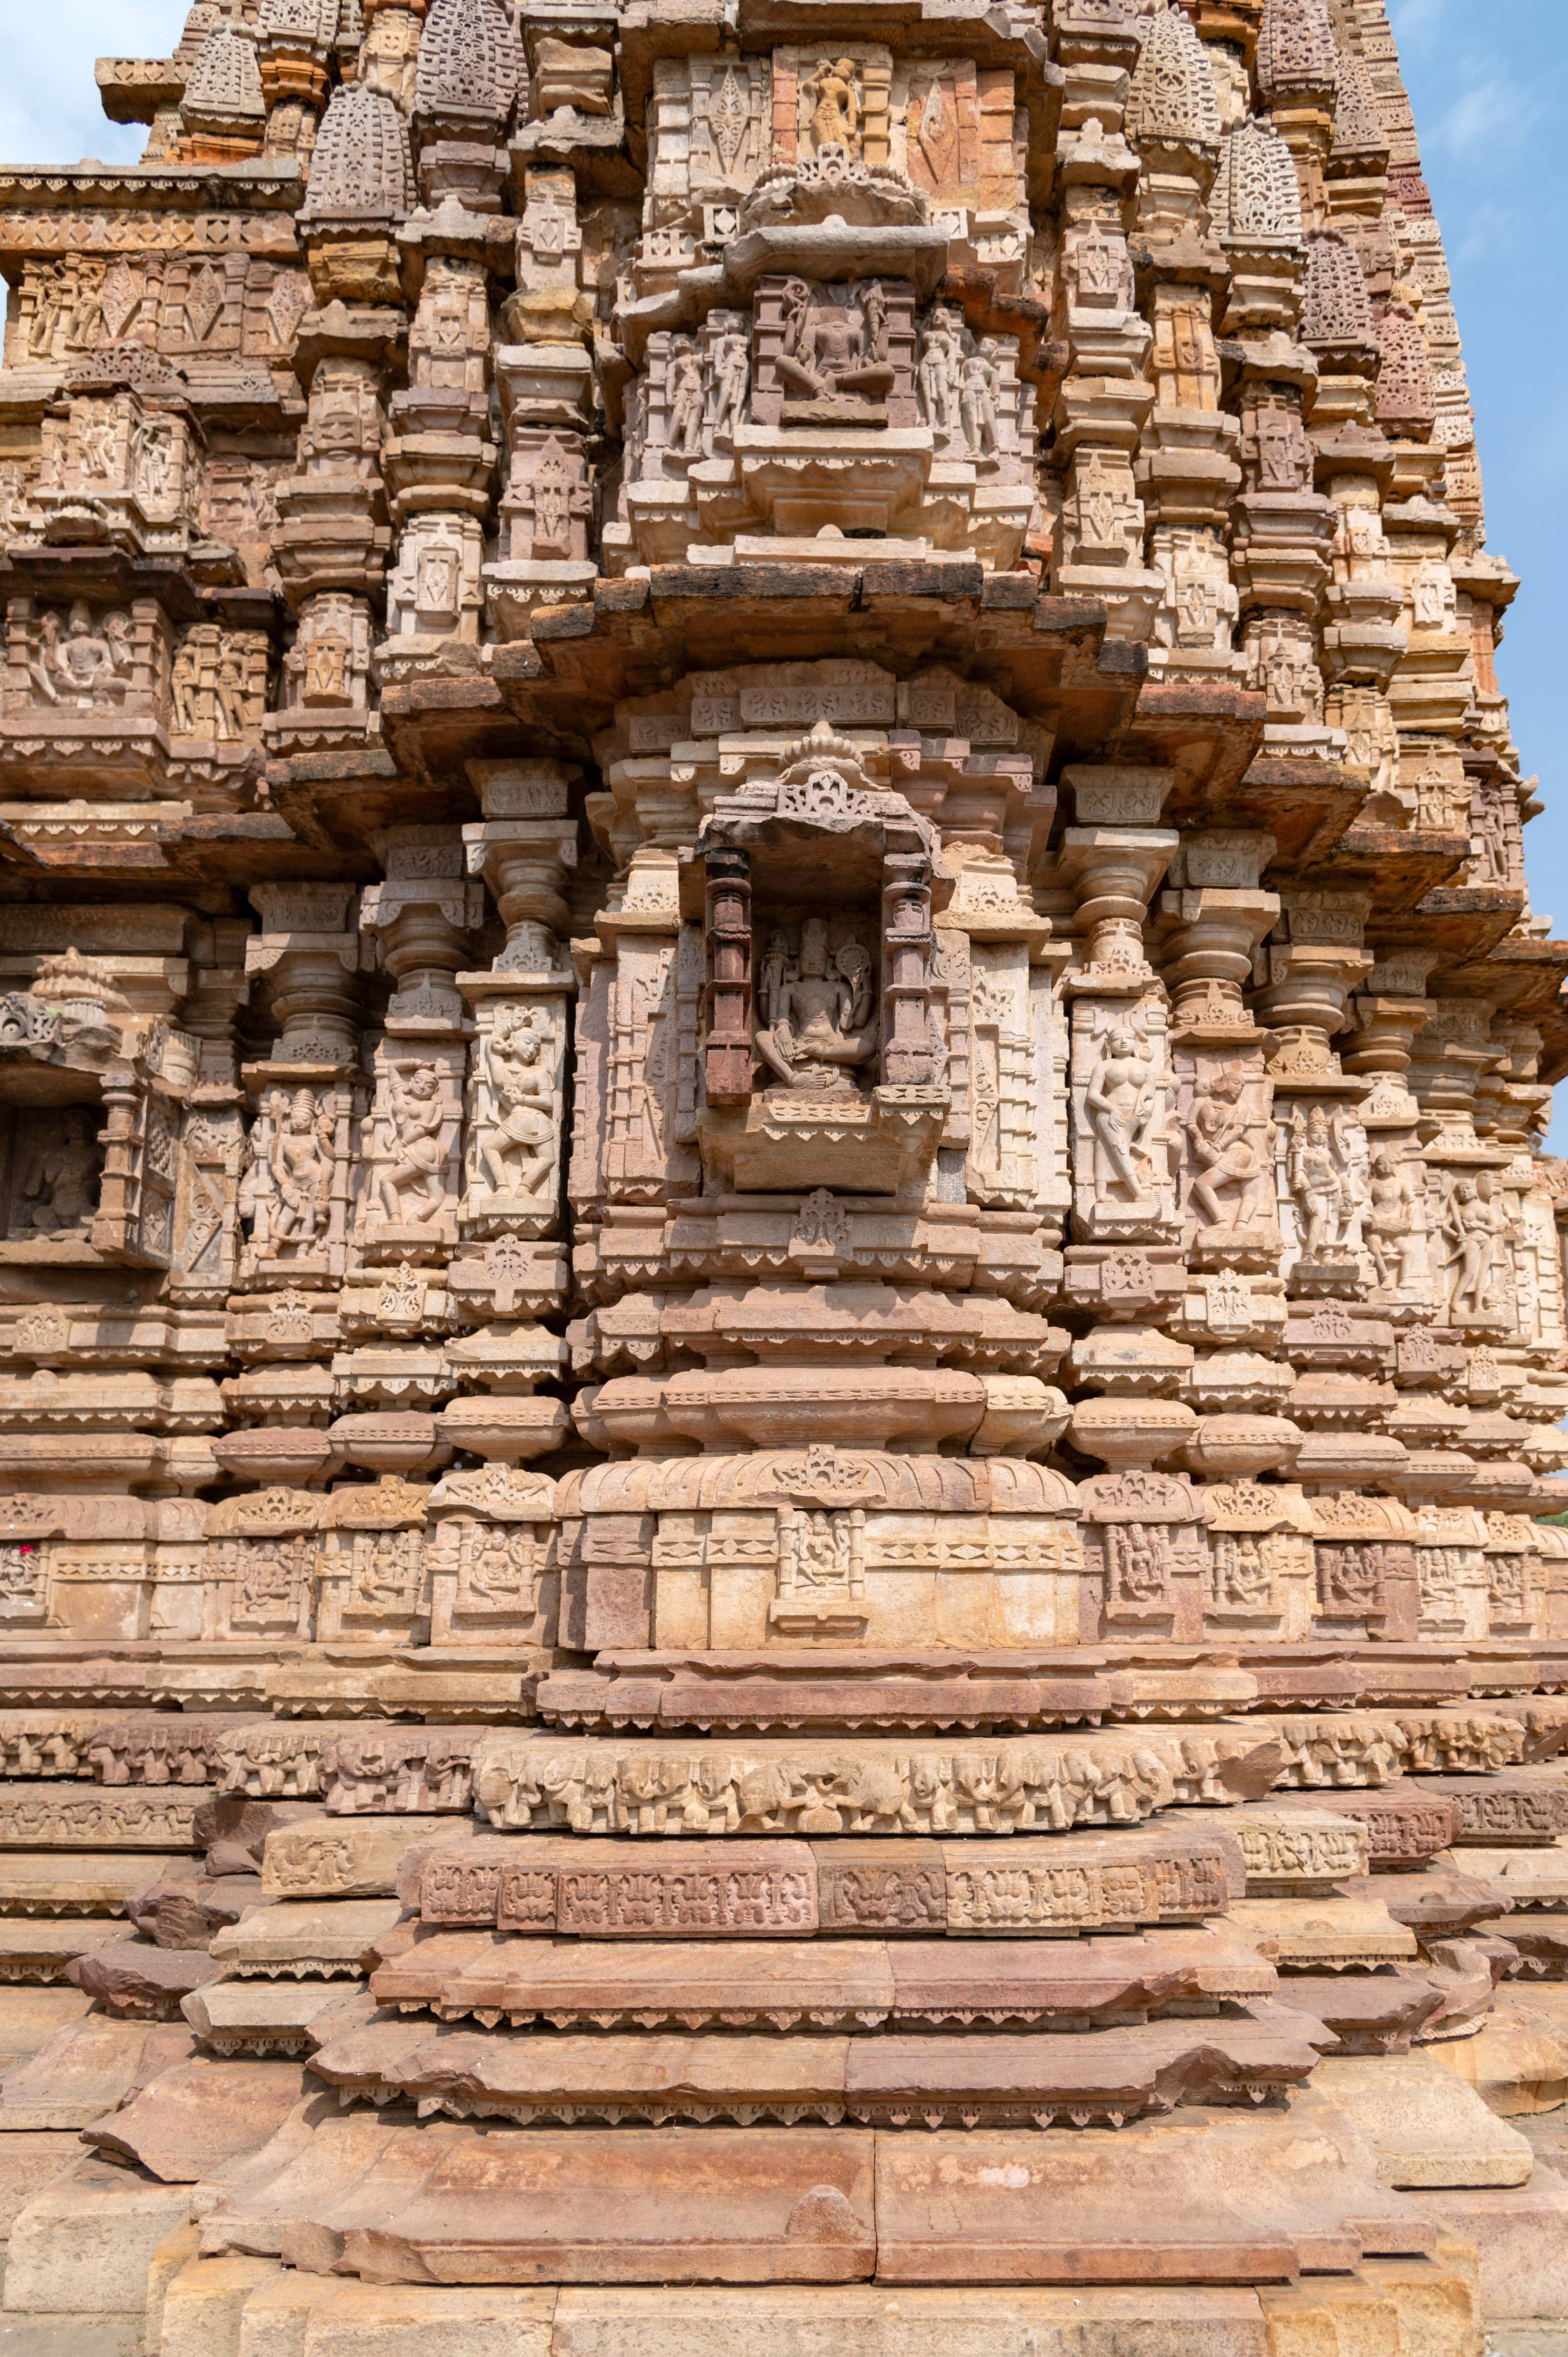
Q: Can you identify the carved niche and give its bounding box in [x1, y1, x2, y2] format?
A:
[357, 1044, 464, 1260]
[424, 1463, 560, 1647]
[1070, 997, 1179, 1244]
[314, 1476, 431, 1646]
[1308, 1493, 1418, 1640]
[237, 1082, 358, 1286]
[1201, 1480, 1315, 1641]
[690, 718, 945, 1196]
[1175, 1047, 1280, 1268]
[201, 1487, 321, 1643]
[1077, 1468, 1209, 1641]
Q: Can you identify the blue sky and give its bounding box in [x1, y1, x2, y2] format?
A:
[4, 1, 1565, 1144]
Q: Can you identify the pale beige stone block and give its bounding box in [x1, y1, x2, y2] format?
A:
[0, 2129, 82, 2238]
[1419, 2165, 1568, 2320]
[0, 1981, 93, 2069]
[1257, 2279, 1398, 2357]
[302, 2281, 558, 2356]
[1427, 1997, 1568, 2115]
[4, 2153, 193, 2313]
[161, 2253, 284, 2357]
[146, 2221, 203, 2352]
[1310, 2054, 1534, 2186]
[1358, 2250, 1483, 2357]
[552, 2285, 1271, 2357]
[237, 2267, 327, 2357]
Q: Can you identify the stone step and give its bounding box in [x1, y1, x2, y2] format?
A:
[208, 1898, 402, 1979]
[0, 2018, 195, 2132]
[1485, 1914, 1568, 1977]
[1308, 2053, 1536, 2187]
[183, 1977, 368, 2056]
[211, 2272, 1474, 2357]
[0, 1916, 124, 1982]
[77, 2056, 313, 2185]
[1433, 1841, 1568, 1910]
[1410, 1771, 1568, 1845]
[1267, 1971, 1449, 2053]
[1217, 1894, 1419, 1970]
[0, 1986, 94, 2074]
[1270, 1781, 1459, 1868]
[196, 2108, 1437, 2284]
[64, 1941, 222, 2021]
[303, 2011, 1326, 2127]
[367, 1925, 1276, 2028]
[259, 1818, 476, 1901]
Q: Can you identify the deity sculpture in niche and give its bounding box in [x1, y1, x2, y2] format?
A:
[373, 1064, 449, 1228]
[473, 1009, 557, 1200]
[239, 1089, 334, 1256]
[26, 604, 132, 709]
[776, 281, 892, 406]
[1210, 1529, 1277, 1612]
[803, 57, 863, 155]
[1365, 1150, 1429, 1297]
[959, 348, 1001, 460]
[1468, 781, 1519, 889]
[709, 318, 751, 444]
[1082, 1013, 1169, 1205]
[170, 626, 268, 742]
[1317, 1542, 1387, 1620]
[236, 1537, 312, 1634]
[11, 1110, 101, 1238]
[1440, 1170, 1517, 1324]
[350, 1529, 422, 1615]
[753, 917, 880, 1095]
[667, 346, 707, 456]
[916, 309, 962, 431]
[462, 1524, 538, 1615]
[1281, 1103, 1367, 1263]
[1183, 1064, 1272, 1236]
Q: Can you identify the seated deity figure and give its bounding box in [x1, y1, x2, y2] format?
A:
[29, 602, 132, 709]
[775, 282, 893, 405]
[16, 1109, 100, 1236]
[753, 918, 879, 1094]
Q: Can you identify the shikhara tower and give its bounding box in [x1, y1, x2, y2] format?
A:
[0, 0, 1562, 2343]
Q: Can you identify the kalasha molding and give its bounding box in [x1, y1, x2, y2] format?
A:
[0, 0, 1560, 2340]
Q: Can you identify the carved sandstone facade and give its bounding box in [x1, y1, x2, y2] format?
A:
[0, 0, 1560, 2345]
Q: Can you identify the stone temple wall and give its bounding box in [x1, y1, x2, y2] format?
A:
[0, 0, 1563, 2346]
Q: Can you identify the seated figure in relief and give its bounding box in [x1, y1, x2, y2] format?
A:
[754, 917, 879, 1095]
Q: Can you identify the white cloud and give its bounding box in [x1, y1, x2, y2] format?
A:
[1437, 71, 1541, 161]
